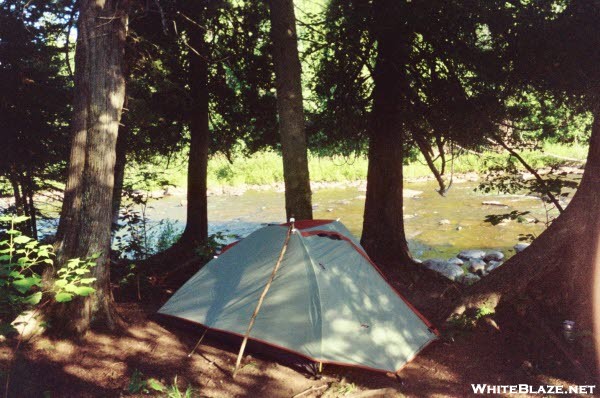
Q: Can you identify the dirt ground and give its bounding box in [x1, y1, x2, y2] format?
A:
[1, 268, 594, 398]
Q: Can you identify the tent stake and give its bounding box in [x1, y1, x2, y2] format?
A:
[187, 328, 208, 357]
[232, 222, 294, 378]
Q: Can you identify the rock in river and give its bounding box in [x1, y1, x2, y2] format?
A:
[486, 261, 503, 272]
[457, 249, 486, 261]
[459, 273, 481, 285]
[447, 257, 464, 266]
[468, 259, 487, 274]
[403, 189, 423, 198]
[484, 250, 504, 262]
[422, 259, 464, 281]
[482, 200, 508, 207]
[514, 242, 530, 253]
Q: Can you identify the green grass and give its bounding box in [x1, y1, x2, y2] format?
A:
[103, 142, 593, 192]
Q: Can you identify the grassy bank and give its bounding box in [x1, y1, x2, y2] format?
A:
[125, 142, 588, 191]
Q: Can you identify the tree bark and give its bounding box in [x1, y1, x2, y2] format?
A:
[457, 107, 600, 371]
[178, 18, 209, 248]
[361, 0, 413, 267]
[268, 0, 313, 221]
[9, 176, 24, 217]
[111, 112, 128, 230]
[24, 170, 37, 240]
[50, 0, 129, 335]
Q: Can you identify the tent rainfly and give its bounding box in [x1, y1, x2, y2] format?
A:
[158, 219, 438, 373]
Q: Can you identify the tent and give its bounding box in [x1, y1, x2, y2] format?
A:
[158, 219, 437, 373]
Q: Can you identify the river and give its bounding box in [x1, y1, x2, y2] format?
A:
[138, 178, 555, 261]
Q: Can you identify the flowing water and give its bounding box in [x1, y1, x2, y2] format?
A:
[142, 179, 555, 261]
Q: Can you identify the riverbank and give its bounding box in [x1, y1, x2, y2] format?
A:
[0, 143, 587, 202]
[125, 142, 587, 193]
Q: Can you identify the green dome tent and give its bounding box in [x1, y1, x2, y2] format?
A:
[158, 220, 437, 373]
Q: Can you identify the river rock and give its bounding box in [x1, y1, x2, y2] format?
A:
[558, 166, 584, 175]
[422, 259, 464, 281]
[521, 172, 535, 181]
[447, 257, 464, 266]
[459, 273, 481, 285]
[514, 242, 530, 253]
[403, 189, 423, 198]
[438, 219, 451, 225]
[468, 259, 487, 274]
[482, 201, 508, 207]
[486, 261, 503, 272]
[484, 250, 504, 262]
[224, 186, 246, 196]
[457, 249, 486, 261]
[149, 190, 164, 199]
[163, 186, 186, 196]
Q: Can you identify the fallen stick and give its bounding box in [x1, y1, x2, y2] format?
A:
[292, 384, 328, 398]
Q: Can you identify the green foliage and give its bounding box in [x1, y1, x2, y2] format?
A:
[154, 220, 182, 254]
[0, 0, 72, 222]
[164, 376, 197, 398]
[53, 254, 99, 303]
[447, 306, 496, 332]
[126, 371, 197, 397]
[0, 216, 98, 335]
[195, 232, 234, 260]
[484, 210, 534, 226]
[0, 215, 53, 324]
[326, 381, 358, 396]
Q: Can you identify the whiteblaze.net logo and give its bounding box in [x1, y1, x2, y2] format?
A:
[471, 384, 596, 395]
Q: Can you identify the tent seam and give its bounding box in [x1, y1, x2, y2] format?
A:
[295, 230, 325, 361]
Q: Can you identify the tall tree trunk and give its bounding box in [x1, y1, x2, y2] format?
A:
[9, 175, 24, 217]
[178, 19, 209, 248]
[24, 170, 37, 240]
[50, 0, 129, 335]
[361, 0, 412, 267]
[458, 107, 600, 371]
[268, 0, 313, 221]
[111, 113, 128, 230]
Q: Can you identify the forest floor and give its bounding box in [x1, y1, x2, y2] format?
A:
[1, 268, 593, 398]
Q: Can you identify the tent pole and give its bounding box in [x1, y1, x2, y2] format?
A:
[232, 221, 295, 378]
[187, 328, 208, 357]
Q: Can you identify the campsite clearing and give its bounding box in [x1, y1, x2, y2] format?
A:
[2, 299, 581, 397]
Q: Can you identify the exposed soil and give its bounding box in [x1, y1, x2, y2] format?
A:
[1, 266, 594, 398]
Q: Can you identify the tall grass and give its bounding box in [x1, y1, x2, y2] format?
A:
[126, 143, 588, 191]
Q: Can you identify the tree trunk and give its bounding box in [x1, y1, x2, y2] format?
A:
[50, 0, 129, 335]
[361, 0, 413, 267]
[457, 107, 600, 371]
[24, 170, 37, 240]
[268, 0, 313, 221]
[111, 114, 128, 230]
[9, 175, 24, 217]
[178, 19, 209, 248]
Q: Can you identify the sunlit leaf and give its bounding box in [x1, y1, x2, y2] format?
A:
[74, 286, 95, 296]
[55, 292, 73, 302]
[13, 236, 32, 244]
[13, 277, 41, 294]
[23, 291, 42, 305]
